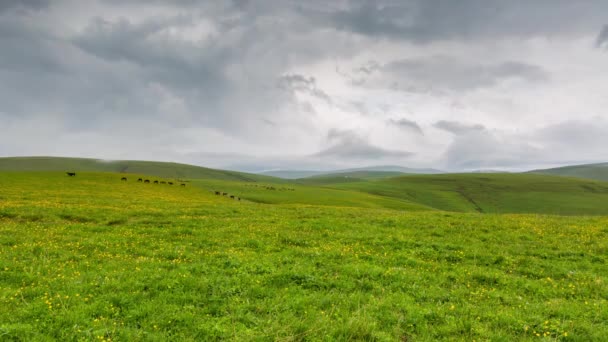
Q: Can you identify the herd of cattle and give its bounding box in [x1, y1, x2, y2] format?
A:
[245, 184, 295, 191]
[213, 191, 240, 201]
[66, 172, 186, 186]
[132, 177, 186, 186]
[65, 172, 294, 202]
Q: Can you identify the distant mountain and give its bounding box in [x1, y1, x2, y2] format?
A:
[260, 165, 443, 179]
[258, 170, 326, 179]
[0, 156, 281, 182]
[528, 162, 608, 182]
[468, 169, 510, 173]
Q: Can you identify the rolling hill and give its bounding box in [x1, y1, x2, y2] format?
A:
[310, 173, 608, 216]
[4, 156, 608, 215]
[0, 156, 280, 183]
[529, 162, 608, 182]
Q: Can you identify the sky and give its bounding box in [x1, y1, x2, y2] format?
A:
[1, 0, 608, 172]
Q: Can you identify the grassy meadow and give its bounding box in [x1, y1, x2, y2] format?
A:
[0, 171, 607, 341]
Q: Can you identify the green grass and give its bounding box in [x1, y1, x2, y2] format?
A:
[530, 163, 608, 182]
[0, 156, 280, 183]
[192, 178, 432, 211]
[0, 172, 607, 341]
[325, 173, 608, 215]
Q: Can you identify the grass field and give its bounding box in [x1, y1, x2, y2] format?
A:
[1, 171, 607, 341]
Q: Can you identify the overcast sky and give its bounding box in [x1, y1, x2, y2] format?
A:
[1, 0, 607, 172]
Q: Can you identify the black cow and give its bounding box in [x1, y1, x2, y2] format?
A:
[153, 180, 159, 184]
[168, 182, 173, 185]
[144, 179, 150, 183]
[181, 183, 186, 187]
[160, 181, 166, 184]
[222, 192, 227, 196]
[137, 178, 143, 182]
[121, 177, 127, 181]
[215, 191, 220, 195]
[237, 197, 241, 201]
[66, 172, 76, 177]
[230, 195, 235, 199]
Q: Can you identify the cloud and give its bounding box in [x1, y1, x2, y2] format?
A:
[596, 25, 608, 48]
[0, 0, 48, 13]
[439, 118, 608, 170]
[387, 118, 423, 135]
[277, 74, 332, 104]
[314, 129, 413, 160]
[353, 57, 549, 92]
[1, 0, 607, 172]
[434, 120, 486, 135]
[323, 0, 608, 42]
[534, 119, 608, 157]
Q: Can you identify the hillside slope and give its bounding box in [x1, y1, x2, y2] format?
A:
[326, 173, 608, 215]
[529, 162, 608, 182]
[0, 156, 280, 182]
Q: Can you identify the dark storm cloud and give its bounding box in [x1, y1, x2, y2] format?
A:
[314, 129, 413, 160]
[72, 16, 230, 91]
[0, 0, 48, 13]
[387, 118, 423, 135]
[324, 0, 608, 42]
[596, 25, 608, 48]
[434, 121, 486, 135]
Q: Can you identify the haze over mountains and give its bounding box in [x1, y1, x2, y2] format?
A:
[260, 165, 443, 179]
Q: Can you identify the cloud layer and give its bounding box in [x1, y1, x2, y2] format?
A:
[0, 0, 607, 171]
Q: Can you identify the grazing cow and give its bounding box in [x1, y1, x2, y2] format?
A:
[137, 178, 143, 182]
[230, 195, 235, 199]
[222, 192, 227, 196]
[215, 191, 220, 195]
[237, 197, 241, 201]
[66, 172, 76, 177]
[153, 180, 159, 184]
[144, 179, 150, 183]
[181, 183, 186, 187]
[168, 182, 173, 185]
[160, 181, 166, 184]
[121, 177, 127, 181]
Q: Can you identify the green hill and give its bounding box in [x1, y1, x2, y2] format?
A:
[6, 157, 608, 216]
[529, 162, 608, 182]
[320, 173, 608, 215]
[0, 156, 280, 182]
